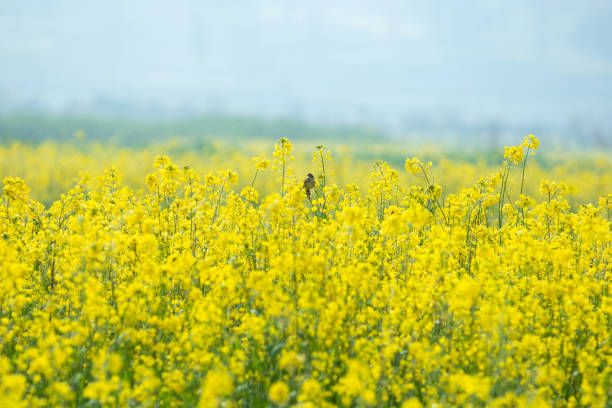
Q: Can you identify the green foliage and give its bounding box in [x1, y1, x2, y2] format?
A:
[0, 114, 387, 146]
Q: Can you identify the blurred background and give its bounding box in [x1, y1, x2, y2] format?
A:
[1, 1, 611, 206]
[1, 0, 611, 148]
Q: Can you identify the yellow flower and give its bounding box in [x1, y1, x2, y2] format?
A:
[2, 176, 30, 202]
[279, 350, 304, 372]
[504, 145, 524, 165]
[401, 397, 423, 408]
[240, 186, 259, 203]
[253, 154, 270, 170]
[269, 381, 290, 404]
[523, 134, 539, 150]
[405, 157, 424, 175]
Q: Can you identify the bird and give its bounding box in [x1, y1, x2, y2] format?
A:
[303, 173, 315, 199]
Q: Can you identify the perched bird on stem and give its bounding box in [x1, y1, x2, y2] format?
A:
[303, 173, 315, 200]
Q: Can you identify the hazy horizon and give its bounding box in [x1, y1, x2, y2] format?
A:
[1, 1, 612, 134]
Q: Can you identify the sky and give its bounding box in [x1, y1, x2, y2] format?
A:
[1, 0, 611, 130]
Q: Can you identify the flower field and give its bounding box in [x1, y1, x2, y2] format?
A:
[0, 136, 611, 407]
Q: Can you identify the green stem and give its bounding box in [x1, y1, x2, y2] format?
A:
[251, 169, 259, 188]
[419, 164, 449, 225]
[520, 147, 530, 196]
[498, 164, 512, 229]
[281, 160, 285, 197]
[320, 152, 326, 188]
[319, 152, 327, 212]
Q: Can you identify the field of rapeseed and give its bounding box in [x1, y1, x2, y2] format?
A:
[1, 136, 611, 407]
[1, 138, 611, 208]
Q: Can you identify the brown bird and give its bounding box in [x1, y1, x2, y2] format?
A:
[303, 173, 315, 199]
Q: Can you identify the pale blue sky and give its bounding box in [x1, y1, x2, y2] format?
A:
[1, 0, 611, 129]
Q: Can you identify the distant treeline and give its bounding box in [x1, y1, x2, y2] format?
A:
[0, 113, 387, 146]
